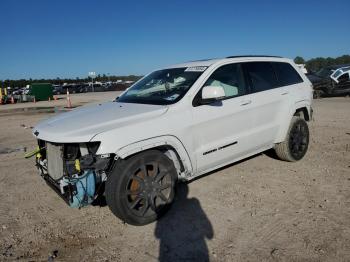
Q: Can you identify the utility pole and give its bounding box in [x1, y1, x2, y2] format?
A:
[88, 72, 96, 92]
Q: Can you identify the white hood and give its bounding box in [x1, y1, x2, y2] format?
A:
[33, 102, 168, 143]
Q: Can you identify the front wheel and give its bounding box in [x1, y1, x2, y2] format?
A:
[274, 116, 310, 162]
[106, 150, 177, 225]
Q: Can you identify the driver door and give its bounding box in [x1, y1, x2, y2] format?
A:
[190, 63, 254, 173]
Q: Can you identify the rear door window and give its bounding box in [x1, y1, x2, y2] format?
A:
[273, 62, 303, 86]
[244, 62, 278, 93]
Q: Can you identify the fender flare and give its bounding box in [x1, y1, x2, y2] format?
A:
[115, 135, 193, 175]
[275, 100, 312, 142]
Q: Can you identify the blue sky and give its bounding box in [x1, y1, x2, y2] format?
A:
[0, 0, 349, 79]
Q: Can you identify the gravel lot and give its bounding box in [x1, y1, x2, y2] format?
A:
[0, 93, 349, 261]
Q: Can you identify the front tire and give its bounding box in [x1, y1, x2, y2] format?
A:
[274, 116, 309, 162]
[106, 150, 177, 225]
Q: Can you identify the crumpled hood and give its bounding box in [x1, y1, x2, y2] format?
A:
[33, 102, 168, 143]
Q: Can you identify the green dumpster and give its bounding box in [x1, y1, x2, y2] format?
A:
[29, 83, 53, 101]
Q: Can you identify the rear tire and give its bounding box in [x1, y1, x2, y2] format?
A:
[274, 116, 309, 162]
[106, 150, 177, 225]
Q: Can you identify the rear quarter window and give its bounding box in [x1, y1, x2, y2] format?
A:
[273, 62, 303, 86]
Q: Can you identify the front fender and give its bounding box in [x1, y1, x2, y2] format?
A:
[114, 135, 193, 175]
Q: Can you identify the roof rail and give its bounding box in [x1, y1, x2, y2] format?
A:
[185, 58, 217, 63]
[226, 55, 282, 59]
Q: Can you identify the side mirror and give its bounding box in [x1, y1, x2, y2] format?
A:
[201, 86, 225, 102]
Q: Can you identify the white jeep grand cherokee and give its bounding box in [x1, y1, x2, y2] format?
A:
[32, 56, 313, 225]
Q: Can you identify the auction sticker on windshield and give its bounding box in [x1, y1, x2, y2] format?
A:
[185, 66, 207, 72]
[164, 94, 180, 101]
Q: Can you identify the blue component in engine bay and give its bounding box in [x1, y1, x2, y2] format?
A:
[68, 170, 96, 208]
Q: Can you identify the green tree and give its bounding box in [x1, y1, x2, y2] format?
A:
[294, 56, 305, 64]
[102, 74, 107, 81]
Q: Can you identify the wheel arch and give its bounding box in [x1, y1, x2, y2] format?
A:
[275, 101, 312, 143]
[294, 107, 310, 121]
[114, 135, 193, 179]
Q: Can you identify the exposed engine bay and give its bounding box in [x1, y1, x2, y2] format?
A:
[34, 140, 113, 208]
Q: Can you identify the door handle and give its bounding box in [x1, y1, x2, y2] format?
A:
[240, 100, 252, 106]
[281, 91, 289, 95]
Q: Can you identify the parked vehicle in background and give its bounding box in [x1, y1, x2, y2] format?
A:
[330, 66, 350, 83]
[307, 64, 350, 98]
[75, 84, 90, 93]
[53, 85, 63, 95]
[11, 87, 23, 95]
[62, 84, 89, 94]
[31, 56, 313, 225]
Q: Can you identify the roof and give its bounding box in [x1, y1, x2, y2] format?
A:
[166, 58, 222, 68]
[226, 55, 282, 59]
[166, 55, 290, 69]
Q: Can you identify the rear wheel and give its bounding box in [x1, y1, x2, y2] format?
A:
[106, 150, 177, 225]
[274, 116, 309, 162]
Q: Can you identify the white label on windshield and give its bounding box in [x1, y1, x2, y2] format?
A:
[185, 66, 207, 72]
[164, 94, 180, 101]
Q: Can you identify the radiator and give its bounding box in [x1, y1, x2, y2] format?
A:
[46, 142, 64, 180]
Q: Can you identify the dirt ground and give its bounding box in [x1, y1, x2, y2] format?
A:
[0, 93, 349, 261]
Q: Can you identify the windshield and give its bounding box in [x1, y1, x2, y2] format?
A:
[117, 67, 206, 105]
[332, 69, 343, 78]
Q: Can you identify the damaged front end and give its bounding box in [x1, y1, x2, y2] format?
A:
[33, 140, 113, 208]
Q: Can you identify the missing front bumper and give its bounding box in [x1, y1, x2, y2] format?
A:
[34, 141, 111, 208]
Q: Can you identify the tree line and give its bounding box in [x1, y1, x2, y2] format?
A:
[294, 54, 350, 72]
[2, 54, 350, 88]
[1, 74, 143, 88]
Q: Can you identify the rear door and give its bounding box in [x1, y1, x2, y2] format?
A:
[242, 62, 288, 150]
[272, 61, 305, 103]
